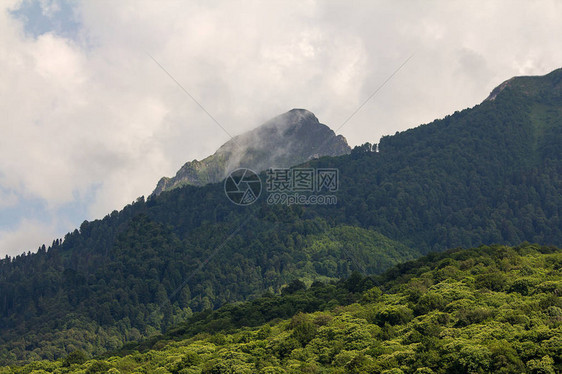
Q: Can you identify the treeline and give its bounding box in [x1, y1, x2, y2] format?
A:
[318, 81, 562, 252]
[0, 213, 416, 364]
[2, 69, 562, 364]
[3, 243, 560, 373]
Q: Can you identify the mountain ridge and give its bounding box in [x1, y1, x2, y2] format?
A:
[485, 67, 562, 101]
[1, 68, 562, 365]
[152, 108, 351, 195]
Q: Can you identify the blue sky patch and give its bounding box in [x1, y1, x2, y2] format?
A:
[10, 0, 81, 40]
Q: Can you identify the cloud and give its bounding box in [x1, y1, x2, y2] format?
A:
[1, 0, 562, 257]
[0, 218, 57, 258]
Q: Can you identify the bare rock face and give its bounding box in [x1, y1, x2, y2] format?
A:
[485, 67, 562, 102]
[152, 109, 351, 195]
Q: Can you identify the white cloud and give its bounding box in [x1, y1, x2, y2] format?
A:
[1, 0, 562, 256]
[0, 218, 57, 257]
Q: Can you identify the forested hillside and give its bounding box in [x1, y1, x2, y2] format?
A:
[3, 243, 560, 373]
[316, 67, 562, 251]
[0, 215, 415, 364]
[1, 68, 562, 364]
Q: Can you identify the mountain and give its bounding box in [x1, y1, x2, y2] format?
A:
[152, 108, 351, 195]
[324, 67, 562, 251]
[1, 68, 562, 365]
[5, 243, 561, 373]
[485, 67, 562, 102]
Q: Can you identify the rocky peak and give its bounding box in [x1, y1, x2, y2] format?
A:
[152, 109, 351, 195]
[485, 67, 562, 102]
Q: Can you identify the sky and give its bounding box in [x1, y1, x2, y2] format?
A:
[1, 0, 562, 258]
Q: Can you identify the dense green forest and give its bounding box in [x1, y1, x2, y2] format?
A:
[1, 68, 562, 364]
[2, 243, 560, 373]
[0, 216, 415, 364]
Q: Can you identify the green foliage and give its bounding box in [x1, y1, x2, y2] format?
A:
[62, 350, 87, 367]
[0, 217, 413, 365]
[376, 305, 414, 326]
[414, 292, 445, 315]
[2, 69, 562, 366]
[528, 356, 556, 374]
[289, 313, 317, 346]
[4, 244, 560, 373]
[85, 360, 113, 374]
[282, 279, 307, 295]
[362, 286, 382, 303]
